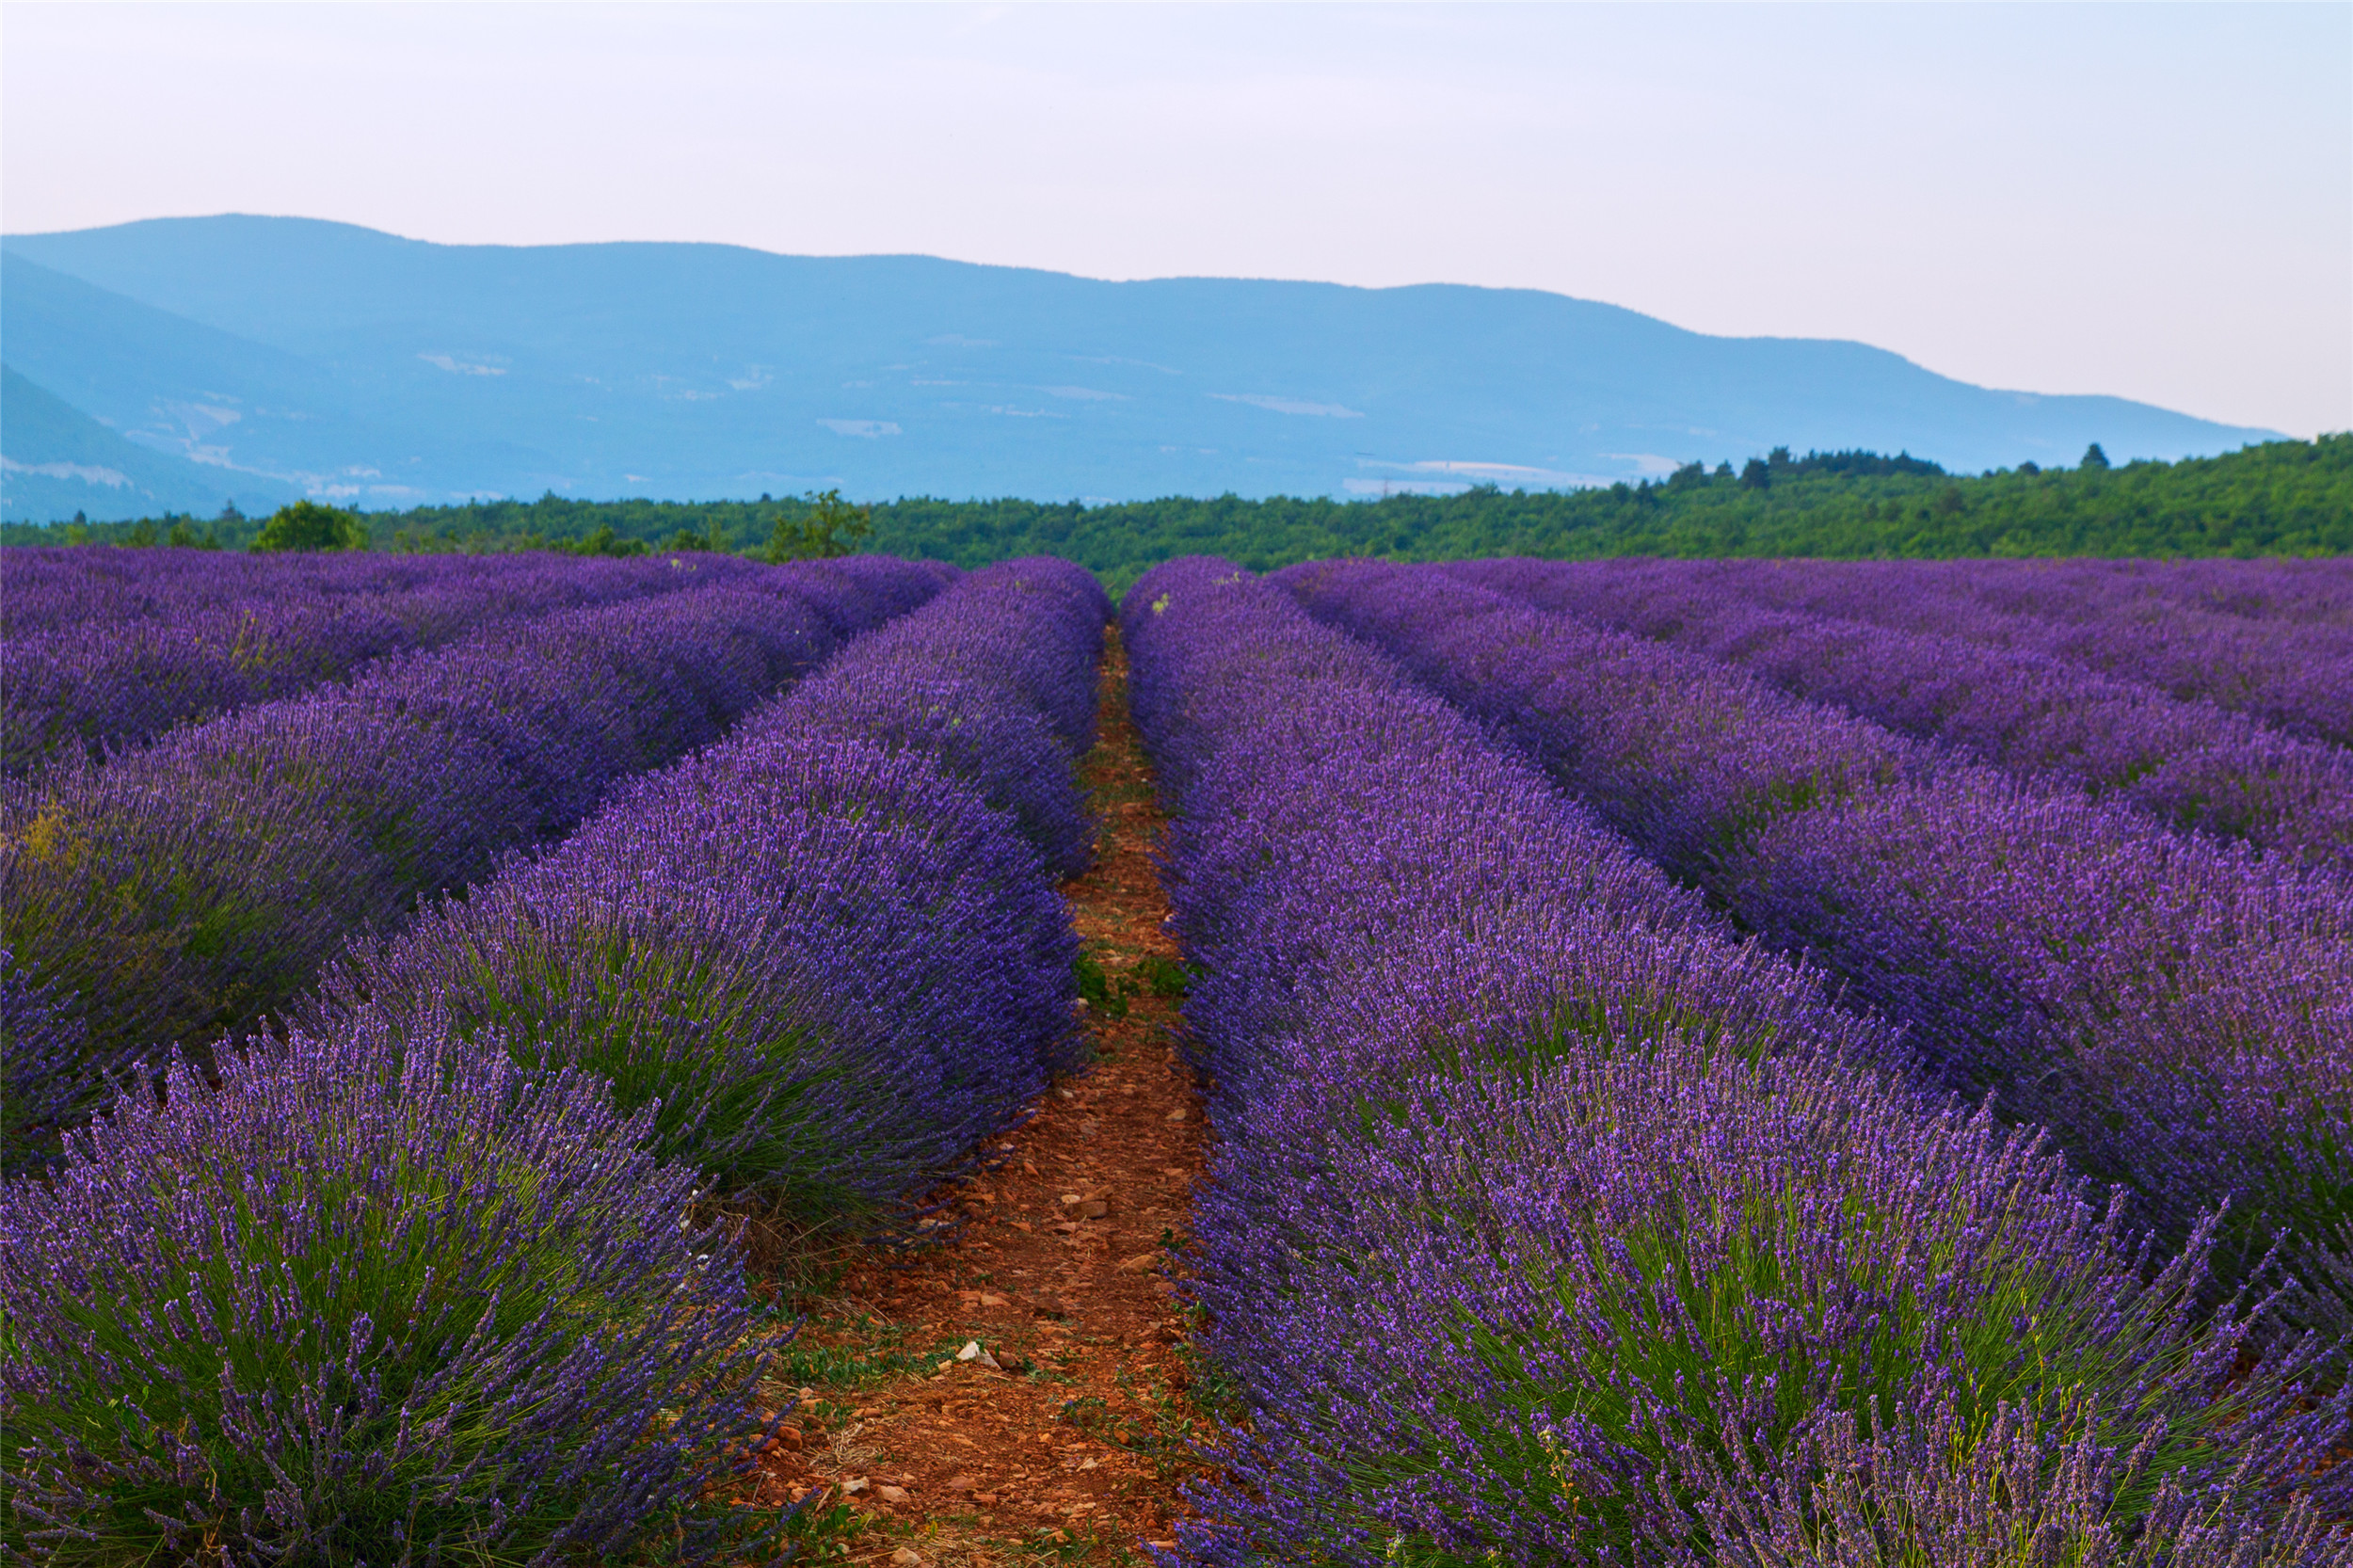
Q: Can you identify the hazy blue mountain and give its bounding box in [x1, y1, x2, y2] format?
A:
[1, 214, 2278, 515]
[1, 362, 299, 522]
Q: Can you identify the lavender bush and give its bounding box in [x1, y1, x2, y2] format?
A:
[1455, 559, 2353, 877]
[3, 552, 754, 775]
[1, 559, 948, 1140]
[1536, 556, 2353, 748]
[1822, 557, 2353, 631]
[311, 559, 1098, 1221]
[778, 557, 1109, 875]
[1192, 1035, 2330, 1565]
[2, 548, 536, 637]
[1, 1010, 778, 1566]
[1119, 559, 2346, 1564]
[1737, 771, 2353, 1328]
[1279, 560, 2353, 1331]
[319, 736, 1082, 1224]
[0, 953, 90, 1175]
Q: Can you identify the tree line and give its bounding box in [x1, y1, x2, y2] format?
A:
[8, 437, 2344, 592]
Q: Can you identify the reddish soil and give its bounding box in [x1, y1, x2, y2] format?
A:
[744, 632, 1208, 1566]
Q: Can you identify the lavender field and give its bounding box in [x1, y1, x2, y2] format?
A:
[4, 548, 2350, 1565]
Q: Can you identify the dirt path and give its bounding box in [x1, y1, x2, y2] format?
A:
[746, 631, 1209, 1566]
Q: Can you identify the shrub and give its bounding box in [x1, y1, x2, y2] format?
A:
[309, 559, 1099, 1226]
[0, 952, 94, 1175]
[252, 500, 370, 553]
[1, 571, 931, 1104]
[1191, 1029, 2341, 1562]
[1, 1011, 777, 1565]
[318, 731, 1084, 1224]
[1121, 559, 2349, 1563]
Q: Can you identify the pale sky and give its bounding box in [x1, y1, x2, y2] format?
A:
[4, 2, 2347, 438]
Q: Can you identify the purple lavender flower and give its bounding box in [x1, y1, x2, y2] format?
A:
[1186, 1032, 2338, 1564]
[307, 558, 1098, 1223]
[2, 550, 782, 773]
[315, 732, 1084, 1223]
[1453, 559, 2353, 877]
[0, 561, 949, 1139]
[0, 952, 96, 1174]
[1, 1009, 781, 1566]
[1500, 556, 2353, 749]
[776, 557, 1109, 874]
[1118, 558, 2346, 1565]
[1279, 559, 2353, 1329]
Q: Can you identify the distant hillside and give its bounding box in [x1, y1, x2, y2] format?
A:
[1, 363, 299, 522]
[14, 436, 2342, 590]
[0, 214, 2279, 519]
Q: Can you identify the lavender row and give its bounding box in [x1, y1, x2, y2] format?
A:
[1856, 557, 2353, 630]
[4, 552, 767, 775]
[769, 553, 1109, 876]
[3, 1001, 784, 1564]
[1125, 558, 2342, 1565]
[0, 557, 1097, 1564]
[1, 545, 616, 635]
[1452, 559, 2353, 877]
[1560, 556, 2353, 747]
[0, 557, 949, 1167]
[1282, 560, 2353, 1328]
[307, 557, 1105, 1221]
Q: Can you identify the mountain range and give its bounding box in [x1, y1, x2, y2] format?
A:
[1, 215, 2279, 522]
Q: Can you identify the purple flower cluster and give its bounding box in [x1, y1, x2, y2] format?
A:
[1124, 559, 2344, 1565]
[1827, 556, 2353, 631]
[1536, 557, 2353, 748]
[0, 558, 948, 1162]
[2, 1008, 778, 1566]
[1279, 560, 2353, 1331]
[309, 558, 1102, 1221]
[0, 953, 87, 1176]
[1452, 559, 2353, 877]
[779, 554, 1110, 876]
[3, 552, 765, 775]
[3, 547, 586, 636]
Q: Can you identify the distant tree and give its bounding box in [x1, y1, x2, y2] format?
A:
[2081, 442, 2111, 471]
[2017, 460, 2041, 476]
[123, 518, 162, 548]
[1713, 461, 1735, 479]
[1739, 457, 1772, 490]
[1767, 445, 1794, 472]
[218, 499, 245, 523]
[668, 527, 710, 552]
[1784, 449, 1945, 479]
[23, 430, 2329, 568]
[1667, 461, 1708, 489]
[765, 488, 872, 561]
[565, 523, 648, 558]
[253, 500, 368, 552]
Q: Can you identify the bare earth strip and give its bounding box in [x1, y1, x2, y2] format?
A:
[744, 630, 1210, 1567]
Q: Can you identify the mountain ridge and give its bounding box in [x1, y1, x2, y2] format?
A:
[1, 215, 2280, 520]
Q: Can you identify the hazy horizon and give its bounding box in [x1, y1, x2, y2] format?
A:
[5, 3, 2346, 441]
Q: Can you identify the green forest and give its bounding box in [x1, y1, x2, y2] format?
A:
[10, 435, 2345, 592]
